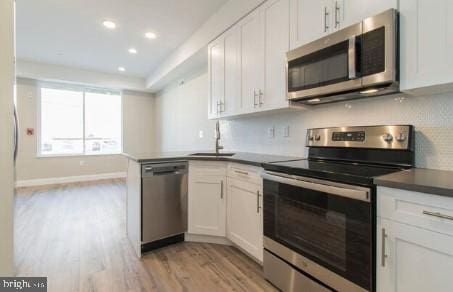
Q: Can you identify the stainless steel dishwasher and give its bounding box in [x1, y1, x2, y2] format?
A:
[141, 161, 188, 252]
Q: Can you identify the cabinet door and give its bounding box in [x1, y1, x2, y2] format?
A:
[377, 218, 453, 292]
[263, 0, 290, 110]
[290, 0, 332, 49]
[188, 175, 226, 236]
[223, 26, 241, 116]
[335, 0, 397, 31]
[208, 37, 224, 119]
[400, 0, 453, 92]
[240, 9, 265, 113]
[227, 178, 263, 261]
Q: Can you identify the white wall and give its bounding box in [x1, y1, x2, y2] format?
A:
[0, 0, 15, 276]
[15, 78, 155, 182]
[155, 67, 453, 171]
[17, 60, 148, 92]
[146, 0, 265, 91]
[154, 69, 216, 152]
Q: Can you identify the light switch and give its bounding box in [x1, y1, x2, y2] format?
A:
[199, 130, 204, 138]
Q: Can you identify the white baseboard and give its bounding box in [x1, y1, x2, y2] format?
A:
[184, 233, 233, 246]
[15, 172, 127, 188]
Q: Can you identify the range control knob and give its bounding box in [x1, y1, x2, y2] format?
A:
[315, 134, 321, 141]
[396, 133, 407, 142]
[308, 135, 314, 141]
[382, 133, 394, 143]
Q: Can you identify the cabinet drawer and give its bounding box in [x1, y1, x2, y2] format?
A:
[378, 186, 453, 236]
[189, 161, 227, 177]
[227, 163, 263, 185]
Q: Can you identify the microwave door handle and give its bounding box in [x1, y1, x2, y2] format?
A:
[348, 36, 357, 79]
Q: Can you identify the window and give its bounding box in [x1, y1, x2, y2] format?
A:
[39, 86, 122, 156]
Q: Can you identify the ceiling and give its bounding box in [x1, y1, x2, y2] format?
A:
[16, 0, 228, 78]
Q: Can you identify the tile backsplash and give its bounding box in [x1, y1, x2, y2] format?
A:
[156, 70, 453, 171]
[221, 92, 453, 170]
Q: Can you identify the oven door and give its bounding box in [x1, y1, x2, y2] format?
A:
[286, 22, 362, 101]
[262, 171, 372, 292]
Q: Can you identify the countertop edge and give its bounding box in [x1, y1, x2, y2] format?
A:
[374, 179, 453, 198]
[122, 153, 300, 168]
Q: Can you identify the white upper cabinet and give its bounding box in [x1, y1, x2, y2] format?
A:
[263, 0, 291, 110]
[289, 0, 397, 49]
[240, 9, 265, 112]
[339, 0, 397, 29]
[224, 27, 241, 116]
[208, 37, 224, 119]
[400, 0, 453, 92]
[290, 0, 331, 49]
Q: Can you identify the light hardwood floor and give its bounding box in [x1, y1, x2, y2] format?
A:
[14, 179, 276, 292]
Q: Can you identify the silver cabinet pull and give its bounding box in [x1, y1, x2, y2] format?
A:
[216, 100, 221, 114]
[334, 1, 340, 29]
[324, 7, 329, 32]
[258, 89, 264, 106]
[381, 228, 388, 267]
[256, 190, 261, 213]
[423, 210, 453, 221]
[220, 180, 224, 199]
[253, 89, 258, 107]
[234, 170, 249, 176]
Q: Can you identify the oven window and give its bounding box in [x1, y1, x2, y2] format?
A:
[264, 179, 372, 291]
[288, 40, 350, 92]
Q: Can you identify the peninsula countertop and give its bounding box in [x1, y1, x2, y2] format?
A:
[122, 151, 302, 167]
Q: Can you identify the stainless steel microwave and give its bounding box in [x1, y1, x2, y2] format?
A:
[287, 9, 398, 105]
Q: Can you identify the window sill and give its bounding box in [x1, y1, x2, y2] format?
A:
[37, 153, 123, 159]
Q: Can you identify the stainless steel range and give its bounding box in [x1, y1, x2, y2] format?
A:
[261, 125, 415, 292]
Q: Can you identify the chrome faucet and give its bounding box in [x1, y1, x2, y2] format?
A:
[215, 121, 224, 154]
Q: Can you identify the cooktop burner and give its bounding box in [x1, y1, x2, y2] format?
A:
[263, 159, 408, 186]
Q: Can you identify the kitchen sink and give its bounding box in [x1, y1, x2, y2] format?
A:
[189, 152, 235, 157]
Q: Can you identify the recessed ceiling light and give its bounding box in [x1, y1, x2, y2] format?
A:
[128, 48, 138, 54]
[145, 32, 157, 39]
[118, 67, 125, 72]
[102, 20, 116, 29]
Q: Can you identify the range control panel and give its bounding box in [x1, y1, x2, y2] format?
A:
[306, 125, 413, 150]
[332, 131, 366, 142]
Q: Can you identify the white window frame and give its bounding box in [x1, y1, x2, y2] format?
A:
[37, 82, 123, 158]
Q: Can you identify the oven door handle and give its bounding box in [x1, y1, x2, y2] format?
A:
[262, 172, 370, 202]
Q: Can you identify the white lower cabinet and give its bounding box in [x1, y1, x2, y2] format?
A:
[377, 187, 453, 292]
[188, 162, 226, 237]
[377, 218, 453, 292]
[187, 162, 264, 262]
[226, 177, 263, 262]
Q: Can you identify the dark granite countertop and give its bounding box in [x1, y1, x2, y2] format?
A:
[122, 151, 302, 167]
[374, 168, 453, 198]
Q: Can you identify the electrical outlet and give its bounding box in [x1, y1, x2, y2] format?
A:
[284, 126, 290, 138]
[199, 130, 204, 138]
[268, 126, 275, 139]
